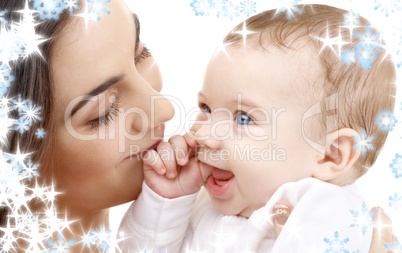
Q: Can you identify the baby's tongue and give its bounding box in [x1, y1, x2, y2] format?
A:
[212, 167, 234, 186]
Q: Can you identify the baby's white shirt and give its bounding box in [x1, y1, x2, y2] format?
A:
[118, 177, 373, 253]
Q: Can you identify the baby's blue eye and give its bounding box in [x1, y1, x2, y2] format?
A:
[236, 112, 254, 125]
[205, 105, 211, 113]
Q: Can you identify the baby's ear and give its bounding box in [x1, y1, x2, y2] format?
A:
[313, 128, 361, 183]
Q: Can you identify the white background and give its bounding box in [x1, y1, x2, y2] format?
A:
[110, 0, 402, 240]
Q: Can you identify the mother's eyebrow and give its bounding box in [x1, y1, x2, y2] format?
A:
[70, 73, 127, 117]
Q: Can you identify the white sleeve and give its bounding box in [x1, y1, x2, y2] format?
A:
[118, 181, 198, 253]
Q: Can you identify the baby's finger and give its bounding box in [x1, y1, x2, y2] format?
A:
[273, 201, 292, 239]
[157, 142, 177, 179]
[143, 150, 166, 175]
[184, 131, 198, 148]
[169, 135, 189, 166]
[369, 207, 393, 253]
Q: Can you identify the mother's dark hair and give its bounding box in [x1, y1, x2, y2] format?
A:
[0, 0, 80, 229]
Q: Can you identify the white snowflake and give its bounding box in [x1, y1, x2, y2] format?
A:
[222, 1, 240, 21]
[275, 0, 302, 20]
[0, 107, 14, 145]
[0, 26, 24, 68]
[352, 129, 375, 157]
[349, 202, 377, 235]
[239, 0, 256, 17]
[87, 0, 111, 21]
[20, 100, 42, 126]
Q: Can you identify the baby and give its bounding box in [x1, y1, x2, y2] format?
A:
[119, 4, 396, 253]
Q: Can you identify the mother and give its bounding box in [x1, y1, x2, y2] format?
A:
[0, 0, 394, 252]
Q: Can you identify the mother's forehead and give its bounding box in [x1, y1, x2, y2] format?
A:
[50, 0, 137, 111]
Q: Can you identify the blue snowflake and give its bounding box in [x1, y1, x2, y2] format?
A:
[64, 0, 81, 15]
[35, 128, 46, 139]
[349, 202, 377, 236]
[91, 225, 112, 252]
[384, 237, 402, 252]
[343, 10, 360, 26]
[324, 231, 350, 253]
[276, 0, 302, 20]
[0, 9, 8, 24]
[350, 24, 383, 70]
[0, 68, 14, 96]
[0, 27, 24, 68]
[354, 25, 382, 49]
[341, 49, 356, 65]
[376, 111, 398, 131]
[396, 50, 402, 68]
[81, 232, 97, 249]
[45, 232, 76, 253]
[19, 158, 40, 182]
[10, 94, 28, 113]
[352, 129, 375, 157]
[374, 0, 402, 17]
[389, 153, 402, 179]
[31, 0, 67, 20]
[388, 193, 402, 210]
[240, 0, 256, 17]
[14, 118, 29, 134]
[354, 44, 378, 70]
[20, 100, 42, 126]
[87, 0, 111, 21]
[190, 0, 212, 16]
[222, 1, 240, 21]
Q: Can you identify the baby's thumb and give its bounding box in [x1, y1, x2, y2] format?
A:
[273, 201, 292, 239]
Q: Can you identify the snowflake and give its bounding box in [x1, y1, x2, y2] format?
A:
[354, 25, 382, 49]
[349, 202, 377, 236]
[240, 0, 256, 17]
[0, 107, 13, 145]
[375, 111, 398, 131]
[0, 9, 8, 24]
[10, 94, 28, 112]
[388, 193, 402, 210]
[19, 158, 40, 183]
[20, 100, 42, 126]
[14, 117, 30, 134]
[45, 232, 77, 253]
[190, 0, 212, 16]
[87, 0, 111, 21]
[275, 0, 302, 20]
[343, 10, 360, 26]
[352, 129, 375, 157]
[384, 237, 402, 252]
[91, 224, 112, 252]
[31, 0, 67, 20]
[374, 0, 402, 17]
[389, 153, 402, 179]
[354, 43, 378, 70]
[222, 1, 240, 21]
[35, 128, 46, 139]
[341, 49, 356, 65]
[0, 67, 15, 96]
[64, 0, 81, 15]
[0, 26, 24, 68]
[81, 232, 97, 249]
[396, 50, 402, 68]
[324, 231, 350, 253]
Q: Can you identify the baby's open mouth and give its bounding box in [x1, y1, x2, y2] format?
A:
[206, 167, 235, 196]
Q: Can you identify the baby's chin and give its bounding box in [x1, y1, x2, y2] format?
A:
[208, 197, 260, 218]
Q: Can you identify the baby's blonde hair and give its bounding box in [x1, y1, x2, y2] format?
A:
[224, 4, 396, 178]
